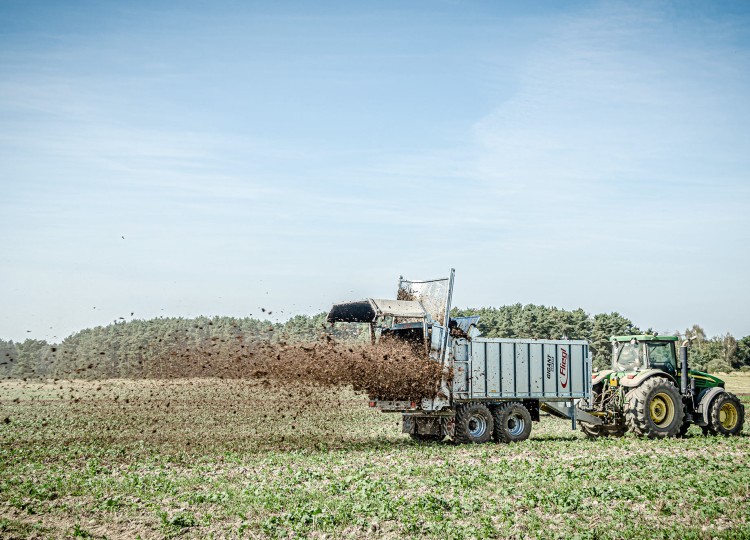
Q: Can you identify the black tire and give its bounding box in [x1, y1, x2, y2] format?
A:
[708, 392, 745, 436]
[625, 377, 685, 439]
[409, 433, 444, 443]
[580, 422, 607, 438]
[676, 418, 692, 438]
[454, 403, 493, 444]
[604, 423, 627, 437]
[492, 402, 532, 443]
[580, 422, 626, 438]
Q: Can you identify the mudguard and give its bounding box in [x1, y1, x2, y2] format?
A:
[618, 369, 676, 388]
[592, 370, 614, 386]
[697, 387, 726, 425]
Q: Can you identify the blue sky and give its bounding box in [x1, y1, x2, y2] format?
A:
[1, 0, 749, 342]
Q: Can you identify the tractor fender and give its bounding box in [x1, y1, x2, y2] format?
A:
[696, 387, 726, 425]
[618, 369, 676, 388]
[592, 370, 614, 386]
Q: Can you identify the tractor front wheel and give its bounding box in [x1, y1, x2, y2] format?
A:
[708, 392, 745, 436]
[454, 403, 493, 444]
[625, 378, 684, 439]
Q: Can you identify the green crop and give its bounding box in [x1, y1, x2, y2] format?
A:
[1, 378, 748, 539]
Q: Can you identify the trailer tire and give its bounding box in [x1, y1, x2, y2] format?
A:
[454, 403, 493, 444]
[409, 433, 444, 443]
[708, 392, 745, 436]
[492, 402, 532, 443]
[625, 377, 684, 439]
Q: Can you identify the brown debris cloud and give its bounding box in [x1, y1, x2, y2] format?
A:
[166, 336, 444, 402]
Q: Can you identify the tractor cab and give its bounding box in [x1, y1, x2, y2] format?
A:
[611, 335, 725, 391]
[612, 335, 679, 377]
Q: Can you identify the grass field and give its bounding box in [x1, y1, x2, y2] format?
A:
[1, 376, 749, 539]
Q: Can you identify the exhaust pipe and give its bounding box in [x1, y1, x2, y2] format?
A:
[680, 339, 690, 395]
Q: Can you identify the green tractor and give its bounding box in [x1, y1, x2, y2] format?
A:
[579, 335, 745, 439]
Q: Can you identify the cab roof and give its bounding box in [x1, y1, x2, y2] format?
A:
[610, 335, 679, 342]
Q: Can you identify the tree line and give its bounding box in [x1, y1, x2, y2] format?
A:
[1, 305, 749, 378]
[451, 304, 750, 372]
[0, 314, 364, 379]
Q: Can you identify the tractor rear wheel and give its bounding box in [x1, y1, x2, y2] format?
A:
[625, 377, 684, 439]
[454, 403, 493, 444]
[492, 402, 532, 443]
[708, 392, 745, 436]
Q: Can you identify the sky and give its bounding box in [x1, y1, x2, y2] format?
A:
[1, 0, 749, 343]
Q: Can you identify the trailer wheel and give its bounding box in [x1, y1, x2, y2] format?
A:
[493, 402, 532, 443]
[708, 392, 745, 436]
[625, 377, 684, 439]
[409, 433, 444, 443]
[454, 403, 493, 444]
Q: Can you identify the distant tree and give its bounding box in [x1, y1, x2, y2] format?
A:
[0, 339, 17, 378]
[717, 333, 738, 368]
[14, 339, 50, 378]
[684, 324, 707, 345]
[736, 336, 750, 368]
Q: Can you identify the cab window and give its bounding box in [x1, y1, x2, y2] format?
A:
[615, 342, 643, 371]
[648, 342, 676, 375]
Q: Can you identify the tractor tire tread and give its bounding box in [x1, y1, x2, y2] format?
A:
[580, 422, 607, 438]
[492, 402, 532, 443]
[708, 392, 745, 437]
[454, 403, 493, 444]
[625, 377, 685, 439]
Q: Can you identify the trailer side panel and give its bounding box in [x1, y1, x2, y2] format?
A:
[452, 338, 590, 402]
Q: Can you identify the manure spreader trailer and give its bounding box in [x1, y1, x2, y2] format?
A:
[327, 269, 745, 444]
[327, 269, 600, 443]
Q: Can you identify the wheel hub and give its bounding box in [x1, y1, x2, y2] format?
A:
[649, 393, 675, 427]
[719, 402, 739, 430]
[467, 414, 487, 437]
[507, 413, 525, 437]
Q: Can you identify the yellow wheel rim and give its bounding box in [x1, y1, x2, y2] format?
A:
[719, 402, 739, 430]
[649, 393, 675, 427]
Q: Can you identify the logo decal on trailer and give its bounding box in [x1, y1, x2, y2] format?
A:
[560, 349, 569, 388]
[546, 355, 554, 380]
